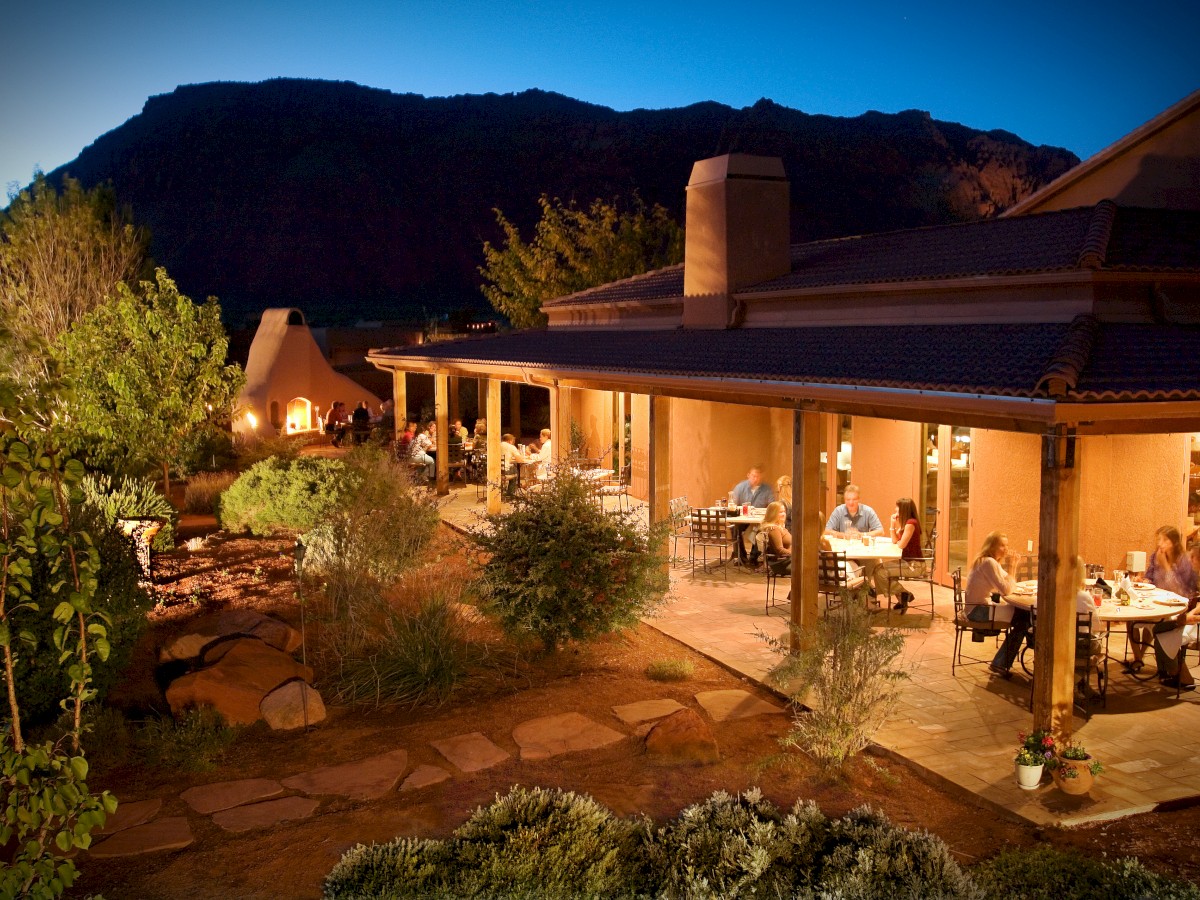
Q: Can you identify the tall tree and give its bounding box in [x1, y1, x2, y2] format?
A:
[480, 195, 684, 329]
[0, 174, 150, 348]
[53, 268, 245, 493]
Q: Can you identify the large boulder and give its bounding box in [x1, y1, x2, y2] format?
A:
[159, 610, 302, 663]
[166, 638, 312, 725]
[644, 708, 720, 765]
[260, 680, 327, 730]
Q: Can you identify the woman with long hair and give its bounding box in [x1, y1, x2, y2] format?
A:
[759, 501, 791, 575]
[775, 475, 793, 530]
[1128, 525, 1196, 677]
[874, 497, 923, 612]
[964, 530, 1027, 678]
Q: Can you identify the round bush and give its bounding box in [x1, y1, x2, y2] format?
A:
[974, 847, 1200, 900]
[218, 456, 351, 535]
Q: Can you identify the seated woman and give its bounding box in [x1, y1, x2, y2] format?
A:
[758, 501, 791, 575]
[1150, 541, 1200, 691]
[873, 497, 923, 612]
[1127, 525, 1196, 674]
[964, 530, 1026, 678]
[775, 476, 792, 530]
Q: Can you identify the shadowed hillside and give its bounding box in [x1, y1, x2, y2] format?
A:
[45, 79, 1078, 326]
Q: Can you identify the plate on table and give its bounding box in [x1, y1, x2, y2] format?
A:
[1157, 597, 1188, 607]
[1134, 582, 1155, 590]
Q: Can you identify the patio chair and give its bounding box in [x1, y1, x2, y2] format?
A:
[447, 442, 468, 483]
[757, 530, 790, 615]
[886, 551, 937, 618]
[1173, 627, 1200, 699]
[1023, 610, 1108, 717]
[597, 464, 631, 512]
[818, 550, 864, 609]
[669, 496, 693, 566]
[1016, 556, 1038, 582]
[689, 507, 731, 579]
[950, 567, 1012, 675]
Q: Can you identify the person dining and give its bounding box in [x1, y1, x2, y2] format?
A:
[873, 498, 923, 612]
[325, 401, 349, 448]
[1126, 525, 1196, 676]
[824, 485, 883, 537]
[500, 433, 531, 490]
[351, 400, 371, 445]
[775, 475, 792, 529]
[530, 428, 553, 479]
[453, 419, 469, 442]
[409, 421, 435, 479]
[964, 530, 1027, 678]
[758, 501, 791, 575]
[730, 465, 774, 567]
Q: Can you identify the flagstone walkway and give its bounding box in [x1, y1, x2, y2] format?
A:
[437, 483, 1200, 827]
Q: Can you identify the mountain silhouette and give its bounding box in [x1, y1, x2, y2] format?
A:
[45, 79, 1078, 326]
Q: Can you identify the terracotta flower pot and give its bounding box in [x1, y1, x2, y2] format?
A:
[1053, 757, 1095, 795]
[1015, 763, 1045, 790]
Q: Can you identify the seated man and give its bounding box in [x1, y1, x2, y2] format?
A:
[824, 484, 884, 537]
[529, 428, 553, 479]
[731, 465, 774, 567]
[499, 433, 530, 495]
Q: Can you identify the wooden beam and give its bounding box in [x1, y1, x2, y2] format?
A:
[648, 394, 671, 541]
[509, 383, 521, 437]
[449, 376, 460, 424]
[791, 410, 823, 649]
[487, 379, 502, 514]
[391, 371, 407, 441]
[617, 391, 627, 473]
[548, 383, 561, 464]
[434, 374, 450, 496]
[1032, 426, 1082, 739]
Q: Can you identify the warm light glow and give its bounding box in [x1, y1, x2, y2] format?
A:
[246, 411, 258, 429]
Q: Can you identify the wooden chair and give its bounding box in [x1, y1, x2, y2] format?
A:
[950, 567, 1012, 675]
[689, 508, 731, 579]
[669, 496, 693, 566]
[818, 550, 864, 609]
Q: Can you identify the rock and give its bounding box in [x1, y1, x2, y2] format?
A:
[181, 778, 284, 814]
[645, 708, 720, 764]
[430, 732, 511, 773]
[89, 817, 193, 857]
[159, 610, 301, 662]
[281, 749, 409, 800]
[94, 798, 162, 836]
[165, 638, 313, 725]
[211, 796, 320, 833]
[260, 680, 326, 730]
[400, 764, 452, 791]
[511, 712, 625, 761]
[694, 689, 786, 722]
[612, 698, 686, 725]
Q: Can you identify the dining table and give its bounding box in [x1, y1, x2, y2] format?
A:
[1003, 578, 1189, 625]
[825, 535, 903, 563]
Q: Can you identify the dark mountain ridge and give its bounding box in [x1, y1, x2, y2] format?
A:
[45, 78, 1079, 326]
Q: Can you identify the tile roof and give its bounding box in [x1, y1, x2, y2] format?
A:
[544, 204, 1200, 308]
[375, 317, 1200, 403]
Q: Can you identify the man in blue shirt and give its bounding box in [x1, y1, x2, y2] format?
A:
[731, 465, 774, 566]
[824, 484, 883, 536]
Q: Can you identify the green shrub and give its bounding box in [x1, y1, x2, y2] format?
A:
[218, 456, 350, 535]
[646, 658, 694, 682]
[974, 847, 1200, 900]
[9, 511, 153, 726]
[764, 594, 909, 770]
[135, 708, 239, 773]
[177, 422, 237, 475]
[471, 468, 669, 652]
[79, 471, 177, 550]
[232, 431, 304, 468]
[182, 470, 237, 514]
[325, 838, 457, 899]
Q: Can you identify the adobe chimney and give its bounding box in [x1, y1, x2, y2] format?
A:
[682, 154, 790, 328]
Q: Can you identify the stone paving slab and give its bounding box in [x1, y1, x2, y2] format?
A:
[95, 798, 162, 836]
[612, 698, 686, 724]
[89, 816, 193, 857]
[400, 764, 453, 791]
[512, 712, 625, 761]
[281, 749, 409, 800]
[431, 731, 510, 772]
[181, 777, 284, 814]
[212, 796, 321, 833]
[694, 689, 786, 722]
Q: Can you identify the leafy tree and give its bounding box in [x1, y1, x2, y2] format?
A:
[0, 174, 150, 380]
[470, 468, 669, 652]
[54, 268, 245, 493]
[479, 195, 683, 328]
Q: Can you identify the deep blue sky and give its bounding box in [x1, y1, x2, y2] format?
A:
[2, 0, 1197, 197]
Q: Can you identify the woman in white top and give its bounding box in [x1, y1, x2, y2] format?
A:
[964, 530, 1028, 677]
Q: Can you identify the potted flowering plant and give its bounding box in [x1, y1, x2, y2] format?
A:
[1050, 740, 1103, 795]
[1014, 729, 1055, 790]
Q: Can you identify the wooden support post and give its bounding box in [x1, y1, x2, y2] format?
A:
[648, 396, 671, 563]
[487, 379, 502, 514]
[391, 370, 407, 441]
[434, 374, 450, 496]
[477, 378, 486, 427]
[1032, 426, 1082, 739]
[509, 383, 521, 437]
[449, 376, 460, 424]
[548, 383, 561, 463]
[617, 392, 627, 473]
[791, 410, 823, 649]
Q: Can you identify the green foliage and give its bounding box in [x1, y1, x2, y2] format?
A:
[182, 471, 237, 514]
[79, 471, 177, 550]
[232, 431, 304, 468]
[471, 468, 669, 652]
[974, 847, 1200, 900]
[53, 267, 245, 479]
[177, 422, 237, 475]
[479, 194, 683, 328]
[0, 174, 150, 385]
[324, 787, 980, 900]
[645, 658, 694, 682]
[218, 456, 351, 535]
[0, 737, 118, 899]
[134, 708, 238, 773]
[765, 596, 909, 770]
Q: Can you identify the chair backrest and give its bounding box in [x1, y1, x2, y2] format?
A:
[1017, 557, 1038, 581]
[448, 443, 466, 464]
[818, 550, 848, 590]
[951, 567, 963, 614]
[924, 526, 938, 553]
[690, 508, 729, 544]
[619, 464, 631, 486]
